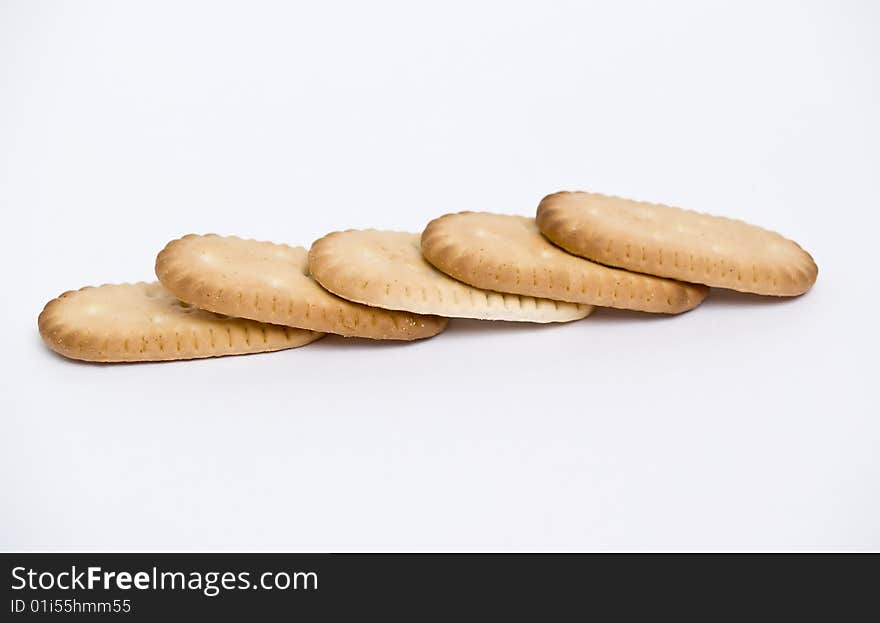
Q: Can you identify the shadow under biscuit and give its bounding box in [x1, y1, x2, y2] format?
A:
[579, 306, 680, 325]
[701, 287, 808, 309]
[445, 317, 584, 336]
[309, 334, 429, 351]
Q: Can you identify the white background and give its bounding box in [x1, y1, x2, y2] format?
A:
[2, 0, 877, 551]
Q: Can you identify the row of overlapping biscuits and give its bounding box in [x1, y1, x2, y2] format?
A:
[38, 191, 818, 362]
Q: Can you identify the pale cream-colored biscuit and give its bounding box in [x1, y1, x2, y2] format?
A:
[537, 191, 818, 296]
[38, 282, 323, 362]
[309, 229, 593, 322]
[422, 212, 707, 314]
[156, 234, 447, 340]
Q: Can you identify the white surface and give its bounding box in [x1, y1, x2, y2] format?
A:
[2, 0, 878, 551]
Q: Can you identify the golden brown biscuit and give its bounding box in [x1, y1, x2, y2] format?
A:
[422, 212, 707, 313]
[156, 234, 447, 340]
[537, 191, 818, 296]
[38, 282, 323, 362]
[309, 229, 593, 322]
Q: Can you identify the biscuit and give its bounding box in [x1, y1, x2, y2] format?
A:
[38, 282, 323, 362]
[422, 212, 707, 313]
[309, 229, 593, 322]
[156, 234, 447, 340]
[537, 191, 818, 296]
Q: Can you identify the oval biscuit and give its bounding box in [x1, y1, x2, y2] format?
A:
[537, 191, 818, 296]
[38, 282, 324, 362]
[156, 234, 447, 340]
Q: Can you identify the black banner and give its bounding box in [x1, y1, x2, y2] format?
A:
[1, 553, 874, 619]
